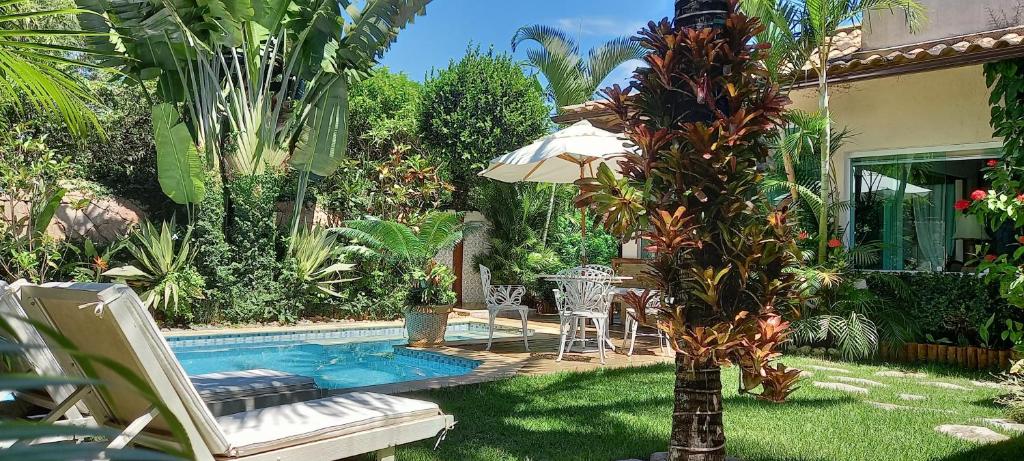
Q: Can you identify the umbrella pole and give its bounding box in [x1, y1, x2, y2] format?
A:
[579, 164, 587, 264]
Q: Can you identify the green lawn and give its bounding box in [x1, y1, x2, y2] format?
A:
[397, 356, 1023, 461]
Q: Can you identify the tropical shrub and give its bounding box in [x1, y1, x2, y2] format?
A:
[0, 128, 83, 282]
[577, 3, 801, 458]
[348, 67, 424, 162]
[420, 46, 550, 208]
[864, 271, 1020, 347]
[103, 219, 205, 324]
[340, 211, 478, 308]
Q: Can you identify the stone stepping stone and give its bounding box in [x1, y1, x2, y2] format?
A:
[971, 380, 1009, 390]
[867, 401, 908, 411]
[935, 425, 1010, 444]
[875, 370, 927, 379]
[831, 376, 886, 387]
[899, 393, 927, 401]
[799, 370, 815, 378]
[812, 381, 869, 395]
[923, 381, 970, 391]
[984, 418, 1024, 433]
[809, 365, 851, 374]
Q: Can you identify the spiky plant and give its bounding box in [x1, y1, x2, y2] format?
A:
[578, 2, 802, 459]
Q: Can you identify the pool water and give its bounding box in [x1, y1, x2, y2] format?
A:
[166, 322, 505, 390]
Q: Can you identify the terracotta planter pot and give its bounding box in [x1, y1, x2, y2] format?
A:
[966, 347, 979, 369]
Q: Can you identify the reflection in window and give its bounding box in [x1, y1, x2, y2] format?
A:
[851, 154, 995, 271]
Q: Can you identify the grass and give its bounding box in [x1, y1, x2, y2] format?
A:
[396, 355, 1023, 461]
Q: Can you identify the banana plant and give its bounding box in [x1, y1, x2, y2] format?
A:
[74, 0, 431, 238]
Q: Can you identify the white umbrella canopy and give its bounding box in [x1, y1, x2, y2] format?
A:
[478, 120, 629, 184]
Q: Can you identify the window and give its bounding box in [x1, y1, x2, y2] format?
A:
[850, 152, 998, 272]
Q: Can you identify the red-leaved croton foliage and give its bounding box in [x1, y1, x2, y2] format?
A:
[576, 1, 803, 459]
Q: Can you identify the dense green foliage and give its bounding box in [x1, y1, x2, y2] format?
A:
[420, 46, 551, 209]
[400, 357, 1020, 461]
[865, 271, 1022, 348]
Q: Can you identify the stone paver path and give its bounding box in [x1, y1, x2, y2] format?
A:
[799, 370, 815, 378]
[831, 376, 886, 387]
[935, 425, 1010, 444]
[867, 401, 909, 411]
[971, 380, 1009, 390]
[813, 381, 869, 394]
[922, 381, 970, 391]
[899, 393, 927, 401]
[808, 365, 851, 374]
[875, 370, 927, 379]
[984, 418, 1024, 433]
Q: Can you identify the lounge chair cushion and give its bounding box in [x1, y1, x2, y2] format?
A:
[216, 392, 442, 457]
[191, 369, 318, 401]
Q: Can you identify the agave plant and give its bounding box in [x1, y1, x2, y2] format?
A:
[284, 226, 356, 297]
[103, 220, 204, 321]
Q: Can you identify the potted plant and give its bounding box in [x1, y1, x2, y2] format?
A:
[404, 262, 458, 346]
[340, 211, 478, 347]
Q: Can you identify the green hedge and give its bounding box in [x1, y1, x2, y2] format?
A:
[864, 271, 1024, 347]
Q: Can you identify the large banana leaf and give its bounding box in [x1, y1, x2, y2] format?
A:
[289, 76, 348, 177]
[153, 103, 205, 205]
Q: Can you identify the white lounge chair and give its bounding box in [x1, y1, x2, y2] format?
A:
[1, 279, 94, 430]
[17, 282, 455, 461]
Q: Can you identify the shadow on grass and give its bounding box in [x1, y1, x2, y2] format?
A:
[935, 434, 1024, 461]
[392, 364, 854, 461]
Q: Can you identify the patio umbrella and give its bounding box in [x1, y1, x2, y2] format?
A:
[478, 120, 630, 261]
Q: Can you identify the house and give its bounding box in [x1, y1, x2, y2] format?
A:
[556, 0, 1024, 273]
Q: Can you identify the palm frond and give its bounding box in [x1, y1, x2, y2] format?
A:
[584, 36, 644, 92]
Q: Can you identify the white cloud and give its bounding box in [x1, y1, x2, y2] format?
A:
[554, 17, 645, 37]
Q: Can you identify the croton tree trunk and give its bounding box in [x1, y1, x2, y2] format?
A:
[670, 354, 725, 461]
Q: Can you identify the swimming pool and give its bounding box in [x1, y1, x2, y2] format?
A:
[167, 321, 516, 390]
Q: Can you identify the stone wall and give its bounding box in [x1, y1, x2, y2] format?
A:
[459, 211, 491, 308]
[2, 190, 144, 243]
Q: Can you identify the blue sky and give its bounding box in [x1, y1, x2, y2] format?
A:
[380, 0, 674, 91]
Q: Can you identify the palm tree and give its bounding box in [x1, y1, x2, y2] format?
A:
[511, 24, 644, 243]
[0, 0, 103, 136]
[744, 0, 925, 263]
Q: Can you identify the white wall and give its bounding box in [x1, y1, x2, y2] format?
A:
[789, 64, 1002, 240]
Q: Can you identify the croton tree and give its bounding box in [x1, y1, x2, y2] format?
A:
[577, 1, 802, 459]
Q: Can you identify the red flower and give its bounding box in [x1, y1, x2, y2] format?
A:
[798, 230, 809, 240]
[1017, 235, 1024, 244]
[954, 200, 971, 211]
[987, 159, 999, 167]
[1017, 193, 1024, 203]
[828, 238, 842, 249]
[984, 254, 997, 262]
[971, 190, 988, 201]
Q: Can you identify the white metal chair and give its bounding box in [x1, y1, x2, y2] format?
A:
[479, 265, 530, 351]
[555, 266, 615, 364]
[622, 290, 670, 357]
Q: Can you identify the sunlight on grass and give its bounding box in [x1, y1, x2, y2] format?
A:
[398, 356, 1023, 461]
